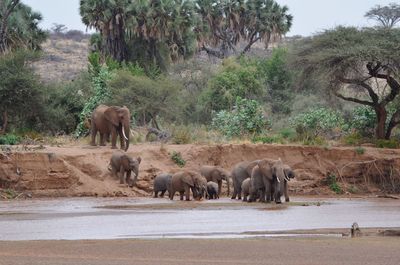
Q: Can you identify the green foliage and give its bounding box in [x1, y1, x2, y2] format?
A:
[290, 107, 344, 138]
[0, 134, 21, 145]
[326, 174, 343, 194]
[107, 70, 181, 126]
[171, 151, 186, 167]
[252, 135, 283, 144]
[212, 97, 267, 138]
[354, 146, 365, 155]
[75, 64, 113, 137]
[257, 48, 294, 114]
[203, 58, 262, 113]
[348, 106, 376, 137]
[343, 132, 364, 146]
[375, 139, 399, 149]
[279, 128, 296, 140]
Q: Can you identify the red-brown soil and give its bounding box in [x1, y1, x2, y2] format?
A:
[1, 143, 400, 197]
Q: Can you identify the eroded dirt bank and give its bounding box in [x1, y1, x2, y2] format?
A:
[1, 144, 400, 197]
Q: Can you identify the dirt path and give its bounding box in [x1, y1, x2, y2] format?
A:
[0, 237, 399, 265]
[1, 143, 400, 197]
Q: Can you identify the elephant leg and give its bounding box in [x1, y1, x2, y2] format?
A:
[259, 189, 266, 203]
[179, 191, 184, 201]
[237, 185, 242, 200]
[126, 170, 132, 187]
[160, 190, 166, 198]
[119, 166, 125, 184]
[217, 180, 222, 196]
[90, 126, 97, 146]
[169, 190, 175, 200]
[154, 191, 158, 198]
[231, 180, 238, 199]
[99, 133, 106, 146]
[184, 185, 191, 201]
[284, 181, 290, 202]
[111, 129, 118, 149]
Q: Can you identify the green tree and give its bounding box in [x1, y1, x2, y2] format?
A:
[365, 2, 400, 28]
[0, 0, 47, 54]
[196, 0, 292, 58]
[292, 27, 400, 139]
[258, 48, 293, 114]
[202, 58, 262, 115]
[0, 51, 42, 133]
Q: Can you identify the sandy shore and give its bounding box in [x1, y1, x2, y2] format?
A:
[0, 237, 399, 265]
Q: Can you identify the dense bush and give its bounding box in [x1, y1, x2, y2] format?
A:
[0, 134, 21, 145]
[290, 107, 344, 138]
[348, 106, 376, 137]
[212, 97, 267, 138]
[202, 58, 262, 114]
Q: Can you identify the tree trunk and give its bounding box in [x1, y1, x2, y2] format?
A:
[0, 111, 8, 135]
[103, 22, 126, 62]
[385, 109, 400, 139]
[374, 105, 387, 139]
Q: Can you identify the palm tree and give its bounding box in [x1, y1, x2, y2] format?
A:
[80, 0, 133, 62]
[0, 0, 46, 54]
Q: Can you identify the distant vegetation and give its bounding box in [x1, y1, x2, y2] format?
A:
[0, 1, 399, 148]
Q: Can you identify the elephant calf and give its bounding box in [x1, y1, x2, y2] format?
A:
[153, 173, 172, 198]
[206, 181, 219, 200]
[109, 151, 141, 187]
[200, 165, 230, 197]
[241, 178, 251, 202]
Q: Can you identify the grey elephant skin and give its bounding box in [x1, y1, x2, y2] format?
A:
[91, 104, 131, 151]
[230, 160, 259, 200]
[241, 178, 251, 202]
[200, 165, 230, 196]
[169, 171, 207, 201]
[153, 173, 172, 198]
[109, 151, 141, 187]
[249, 159, 290, 204]
[206, 181, 219, 199]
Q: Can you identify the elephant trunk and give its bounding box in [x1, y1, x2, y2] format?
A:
[122, 124, 130, 151]
[226, 176, 230, 196]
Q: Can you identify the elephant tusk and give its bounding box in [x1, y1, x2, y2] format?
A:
[284, 172, 290, 182]
[122, 125, 129, 141]
[276, 177, 281, 183]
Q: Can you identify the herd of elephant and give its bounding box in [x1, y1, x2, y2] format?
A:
[153, 159, 295, 203]
[90, 104, 295, 203]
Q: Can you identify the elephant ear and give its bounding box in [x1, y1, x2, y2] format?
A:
[104, 106, 121, 127]
[182, 173, 195, 187]
[121, 154, 130, 168]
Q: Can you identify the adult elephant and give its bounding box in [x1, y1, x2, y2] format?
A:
[90, 105, 131, 151]
[230, 160, 259, 200]
[268, 164, 295, 202]
[249, 159, 290, 204]
[200, 165, 230, 196]
[169, 171, 208, 201]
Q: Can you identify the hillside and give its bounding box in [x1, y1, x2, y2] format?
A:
[34, 34, 90, 83]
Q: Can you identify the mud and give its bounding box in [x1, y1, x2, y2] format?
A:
[0, 197, 399, 240]
[1, 143, 400, 197]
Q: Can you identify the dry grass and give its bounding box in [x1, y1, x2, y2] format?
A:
[34, 36, 90, 83]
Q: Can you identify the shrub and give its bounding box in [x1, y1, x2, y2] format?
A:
[348, 106, 376, 137]
[171, 126, 192, 144]
[252, 135, 283, 144]
[290, 107, 344, 138]
[212, 97, 267, 138]
[0, 134, 21, 145]
[343, 132, 364, 146]
[354, 146, 365, 155]
[375, 139, 399, 149]
[326, 174, 343, 194]
[279, 128, 296, 140]
[171, 151, 186, 167]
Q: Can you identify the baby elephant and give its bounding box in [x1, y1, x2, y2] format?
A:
[206, 181, 219, 200]
[153, 173, 172, 198]
[109, 151, 141, 187]
[241, 178, 251, 202]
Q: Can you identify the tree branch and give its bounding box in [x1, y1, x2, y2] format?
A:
[385, 109, 400, 139]
[334, 91, 374, 106]
[202, 44, 225, 59]
[338, 76, 379, 104]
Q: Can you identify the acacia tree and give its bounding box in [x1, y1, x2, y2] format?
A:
[293, 27, 400, 139]
[196, 0, 292, 58]
[365, 2, 400, 28]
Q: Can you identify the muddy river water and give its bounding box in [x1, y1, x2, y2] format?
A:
[0, 197, 399, 240]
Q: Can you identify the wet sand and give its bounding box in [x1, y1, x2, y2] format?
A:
[0, 237, 400, 265]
